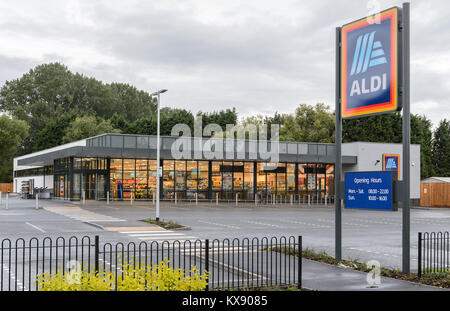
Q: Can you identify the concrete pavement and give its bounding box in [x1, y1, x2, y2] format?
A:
[302, 259, 447, 291]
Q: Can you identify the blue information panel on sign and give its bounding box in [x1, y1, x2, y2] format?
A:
[345, 171, 394, 211]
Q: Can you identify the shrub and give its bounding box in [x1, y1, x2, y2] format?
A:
[36, 260, 208, 291]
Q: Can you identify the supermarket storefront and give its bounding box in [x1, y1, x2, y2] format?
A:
[51, 157, 334, 202]
[14, 133, 361, 202]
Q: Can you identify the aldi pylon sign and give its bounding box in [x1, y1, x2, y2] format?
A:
[341, 7, 401, 119]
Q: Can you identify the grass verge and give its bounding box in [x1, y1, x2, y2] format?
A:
[269, 246, 450, 289]
[140, 218, 190, 230]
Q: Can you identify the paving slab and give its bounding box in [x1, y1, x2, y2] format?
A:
[302, 259, 447, 291]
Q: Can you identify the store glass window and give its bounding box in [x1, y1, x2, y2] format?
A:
[123, 159, 135, 172]
[287, 163, 296, 194]
[198, 161, 209, 191]
[74, 158, 82, 170]
[186, 161, 198, 191]
[163, 160, 175, 198]
[277, 163, 286, 196]
[233, 162, 244, 191]
[136, 159, 148, 171]
[211, 161, 222, 191]
[148, 160, 157, 192]
[257, 163, 266, 192]
[136, 170, 148, 199]
[175, 160, 186, 192]
[110, 159, 123, 200]
[298, 164, 307, 198]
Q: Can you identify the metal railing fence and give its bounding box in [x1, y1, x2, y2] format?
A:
[1, 235, 302, 291]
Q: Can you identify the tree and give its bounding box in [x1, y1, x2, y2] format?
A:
[280, 103, 335, 143]
[197, 108, 238, 133]
[432, 119, 450, 176]
[62, 116, 120, 143]
[0, 63, 157, 153]
[343, 113, 435, 179]
[0, 116, 29, 182]
[34, 111, 77, 151]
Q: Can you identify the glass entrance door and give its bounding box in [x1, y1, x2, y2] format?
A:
[82, 174, 96, 200]
[82, 173, 107, 200]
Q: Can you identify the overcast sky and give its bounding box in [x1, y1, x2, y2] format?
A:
[0, 0, 448, 127]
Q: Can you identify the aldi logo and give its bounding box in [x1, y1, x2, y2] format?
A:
[383, 154, 400, 179]
[341, 7, 401, 119]
[350, 31, 387, 76]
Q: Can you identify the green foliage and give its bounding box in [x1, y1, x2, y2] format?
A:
[432, 119, 450, 176]
[0, 116, 29, 182]
[37, 269, 114, 291]
[0, 63, 156, 153]
[62, 115, 120, 143]
[198, 108, 238, 133]
[280, 103, 335, 143]
[343, 113, 435, 179]
[37, 260, 208, 291]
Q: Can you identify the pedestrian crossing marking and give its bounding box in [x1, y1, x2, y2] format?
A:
[105, 226, 166, 231]
[43, 206, 125, 223]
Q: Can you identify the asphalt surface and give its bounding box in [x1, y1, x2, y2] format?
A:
[1, 194, 449, 291]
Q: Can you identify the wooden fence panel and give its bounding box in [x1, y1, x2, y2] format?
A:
[420, 183, 450, 207]
[0, 183, 13, 193]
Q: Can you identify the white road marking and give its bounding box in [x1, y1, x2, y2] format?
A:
[278, 219, 332, 228]
[117, 229, 201, 243]
[44, 207, 125, 223]
[197, 220, 240, 229]
[25, 222, 46, 233]
[241, 220, 285, 228]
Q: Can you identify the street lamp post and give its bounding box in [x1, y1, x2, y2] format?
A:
[150, 89, 168, 222]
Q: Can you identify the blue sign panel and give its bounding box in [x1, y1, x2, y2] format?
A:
[341, 8, 400, 118]
[345, 171, 394, 210]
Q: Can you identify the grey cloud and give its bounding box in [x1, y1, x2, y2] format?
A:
[0, 0, 448, 127]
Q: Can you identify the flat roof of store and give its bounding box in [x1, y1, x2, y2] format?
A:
[16, 133, 358, 167]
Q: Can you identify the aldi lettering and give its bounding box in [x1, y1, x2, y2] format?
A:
[341, 7, 401, 119]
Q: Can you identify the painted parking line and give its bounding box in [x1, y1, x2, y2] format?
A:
[197, 220, 240, 230]
[25, 222, 46, 233]
[278, 219, 332, 228]
[317, 218, 369, 227]
[2, 264, 25, 291]
[105, 227, 166, 232]
[241, 220, 285, 228]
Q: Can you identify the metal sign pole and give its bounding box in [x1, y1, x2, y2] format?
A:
[335, 26, 342, 262]
[402, 2, 411, 274]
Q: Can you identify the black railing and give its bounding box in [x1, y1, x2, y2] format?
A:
[418, 231, 450, 277]
[0, 235, 302, 291]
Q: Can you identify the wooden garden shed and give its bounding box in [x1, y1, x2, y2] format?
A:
[420, 177, 450, 207]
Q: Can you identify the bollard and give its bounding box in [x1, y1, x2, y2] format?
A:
[82, 191, 86, 205]
[5, 193, 8, 210]
[195, 193, 198, 205]
[290, 194, 293, 206]
[131, 192, 133, 205]
[216, 192, 219, 206]
[308, 195, 310, 206]
[153, 191, 155, 205]
[175, 192, 177, 205]
[36, 193, 39, 210]
[0, 191, 2, 207]
[255, 193, 258, 206]
[107, 191, 110, 205]
[325, 195, 328, 206]
[236, 193, 238, 206]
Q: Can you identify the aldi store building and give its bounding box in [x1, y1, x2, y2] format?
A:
[13, 134, 421, 203]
